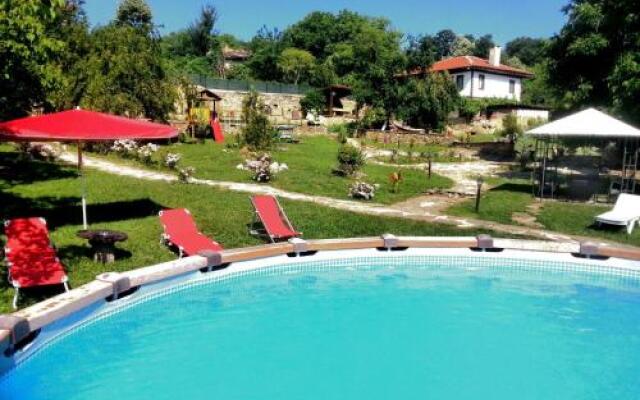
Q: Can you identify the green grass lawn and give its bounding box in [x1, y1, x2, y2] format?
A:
[88, 135, 453, 204]
[537, 202, 640, 246]
[446, 181, 535, 225]
[0, 145, 490, 313]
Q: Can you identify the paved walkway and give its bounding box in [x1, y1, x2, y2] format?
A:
[59, 152, 577, 242]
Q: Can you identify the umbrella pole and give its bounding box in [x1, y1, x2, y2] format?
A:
[78, 142, 88, 229]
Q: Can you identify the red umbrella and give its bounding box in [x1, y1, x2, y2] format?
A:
[0, 109, 178, 228]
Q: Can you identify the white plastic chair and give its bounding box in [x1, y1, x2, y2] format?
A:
[595, 193, 640, 234]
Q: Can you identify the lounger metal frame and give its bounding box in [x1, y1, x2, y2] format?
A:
[249, 196, 300, 243]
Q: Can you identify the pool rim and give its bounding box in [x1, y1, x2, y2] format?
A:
[1, 234, 640, 373]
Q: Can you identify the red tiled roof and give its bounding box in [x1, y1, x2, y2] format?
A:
[410, 56, 533, 78]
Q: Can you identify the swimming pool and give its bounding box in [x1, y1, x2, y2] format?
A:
[1, 246, 640, 399]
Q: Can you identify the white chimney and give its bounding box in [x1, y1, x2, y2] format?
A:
[489, 46, 501, 66]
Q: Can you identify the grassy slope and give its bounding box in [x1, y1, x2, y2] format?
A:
[537, 202, 640, 246]
[0, 146, 487, 312]
[446, 181, 534, 225]
[89, 136, 453, 204]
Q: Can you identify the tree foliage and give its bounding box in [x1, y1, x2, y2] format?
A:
[397, 72, 460, 130]
[187, 4, 218, 57]
[278, 48, 315, 85]
[241, 90, 274, 150]
[451, 36, 475, 56]
[504, 37, 547, 66]
[547, 0, 640, 122]
[0, 0, 66, 119]
[116, 0, 153, 32]
[80, 24, 175, 120]
[472, 34, 495, 58]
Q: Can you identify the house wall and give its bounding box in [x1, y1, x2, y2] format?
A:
[451, 71, 523, 101]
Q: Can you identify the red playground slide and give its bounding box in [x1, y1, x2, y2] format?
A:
[210, 117, 224, 142]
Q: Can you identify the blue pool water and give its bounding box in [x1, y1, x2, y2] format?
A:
[1, 256, 640, 400]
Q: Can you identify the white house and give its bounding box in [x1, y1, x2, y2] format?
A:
[425, 47, 533, 102]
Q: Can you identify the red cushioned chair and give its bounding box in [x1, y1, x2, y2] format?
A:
[250, 195, 301, 242]
[158, 209, 223, 257]
[3, 218, 70, 309]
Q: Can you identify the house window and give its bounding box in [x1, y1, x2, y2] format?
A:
[478, 74, 485, 90]
[456, 75, 464, 91]
[509, 79, 516, 94]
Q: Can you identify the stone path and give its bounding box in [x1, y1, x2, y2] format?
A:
[59, 151, 579, 242]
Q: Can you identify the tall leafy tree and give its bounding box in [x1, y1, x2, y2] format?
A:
[116, 0, 153, 32]
[247, 26, 285, 81]
[505, 37, 547, 66]
[188, 3, 218, 57]
[451, 36, 475, 56]
[277, 48, 316, 85]
[398, 73, 460, 130]
[349, 21, 406, 123]
[473, 34, 495, 58]
[547, 0, 640, 122]
[48, 0, 91, 111]
[80, 4, 175, 120]
[405, 34, 438, 71]
[434, 29, 457, 59]
[0, 0, 66, 119]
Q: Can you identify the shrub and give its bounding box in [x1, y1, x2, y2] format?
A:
[241, 90, 275, 150]
[358, 107, 386, 130]
[111, 139, 139, 158]
[499, 114, 524, 142]
[164, 153, 181, 169]
[16, 143, 60, 161]
[300, 89, 326, 116]
[178, 166, 196, 183]
[335, 144, 365, 176]
[136, 143, 159, 164]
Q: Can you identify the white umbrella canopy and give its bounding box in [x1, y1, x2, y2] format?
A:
[526, 108, 640, 139]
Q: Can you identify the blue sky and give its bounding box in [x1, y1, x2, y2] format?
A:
[84, 0, 567, 45]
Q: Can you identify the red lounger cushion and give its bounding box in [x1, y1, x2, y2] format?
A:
[159, 209, 223, 256]
[4, 218, 68, 288]
[252, 195, 300, 240]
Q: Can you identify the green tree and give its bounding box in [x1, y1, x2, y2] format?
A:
[247, 26, 284, 81]
[48, 0, 91, 111]
[451, 36, 475, 56]
[0, 0, 66, 119]
[81, 24, 176, 120]
[278, 48, 316, 84]
[349, 20, 406, 124]
[116, 0, 153, 32]
[405, 34, 438, 71]
[505, 37, 547, 66]
[547, 0, 640, 122]
[473, 34, 495, 58]
[434, 29, 457, 59]
[241, 90, 274, 150]
[397, 72, 460, 130]
[187, 3, 218, 57]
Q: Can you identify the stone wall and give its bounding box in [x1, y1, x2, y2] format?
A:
[215, 90, 305, 124]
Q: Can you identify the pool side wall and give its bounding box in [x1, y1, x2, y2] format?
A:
[1, 234, 639, 373]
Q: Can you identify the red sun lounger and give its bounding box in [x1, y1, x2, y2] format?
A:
[3, 218, 69, 309]
[159, 208, 223, 257]
[250, 195, 301, 242]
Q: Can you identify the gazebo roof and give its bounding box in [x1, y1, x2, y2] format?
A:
[526, 108, 640, 139]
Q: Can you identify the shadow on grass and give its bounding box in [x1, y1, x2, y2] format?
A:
[488, 183, 533, 194]
[56, 244, 133, 264]
[0, 152, 78, 185]
[0, 190, 165, 229]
